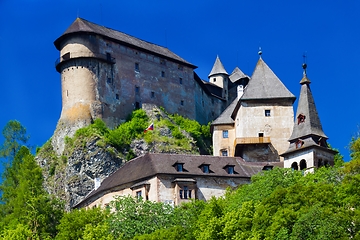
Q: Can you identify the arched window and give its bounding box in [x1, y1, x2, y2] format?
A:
[300, 159, 307, 170]
[291, 162, 298, 171]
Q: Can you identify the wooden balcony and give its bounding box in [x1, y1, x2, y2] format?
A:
[234, 137, 271, 145]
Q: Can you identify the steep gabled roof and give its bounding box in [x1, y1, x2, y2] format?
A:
[54, 18, 196, 68]
[288, 72, 327, 141]
[208, 56, 228, 77]
[241, 58, 295, 101]
[229, 67, 249, 83]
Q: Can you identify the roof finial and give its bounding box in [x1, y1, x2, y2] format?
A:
[258, 47, 262, 58]
[302, 52, 307, 76]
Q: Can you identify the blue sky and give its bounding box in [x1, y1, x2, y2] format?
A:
[0, 0, 359, 172]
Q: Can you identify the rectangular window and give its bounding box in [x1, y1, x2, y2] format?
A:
[176, 163, 183, 172]
[135, 86, 140, 93]
[135, 62, 140, 72]
[227, 166, 234, 174]
[116, 94, 119, 100]
[265, 109, 271, 117]
[151, 91, 155, 98]
[179, 78, 183, 84]
[106, 52, 112, 62]
[180, 100, 184, 106]
[107, 77, 112, 84]
[221, 150, 228, 156]
[202, 165, 209, 173]
[161, 71, 165, 77]
[222, 130, 228, 138]
[183, 186, 188, 199]
[136, 191, 142, 199]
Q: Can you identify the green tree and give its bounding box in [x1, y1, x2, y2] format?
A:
[0, 146, 63, 239]
[0, 120, 30, 162]
[108, 195, 176, 239]
[55, 207, 110, 240]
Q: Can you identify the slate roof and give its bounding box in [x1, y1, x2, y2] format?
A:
[54, 18, 196, 68]
[229, 67, 249, 83]
[211, 98, 238, 125]
[241, 57, 296, 101]
[208, 56, 228, 77]
[288, 73, 327, 141]
[75, 153, 275, 207]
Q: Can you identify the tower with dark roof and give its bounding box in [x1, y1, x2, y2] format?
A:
[52, 18, 232, 154]
[281, 64, 336, 171]
[208, 56, 229, 100]
[212, 55, 295, 161]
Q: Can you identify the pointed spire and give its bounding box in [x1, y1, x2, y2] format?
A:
[288, 63, 327, 141]
[208, 55, 228, 77]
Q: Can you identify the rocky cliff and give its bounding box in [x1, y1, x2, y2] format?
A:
[36, 104, 211, 209]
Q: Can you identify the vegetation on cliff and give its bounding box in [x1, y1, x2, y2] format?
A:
[4, 119, 360, 239]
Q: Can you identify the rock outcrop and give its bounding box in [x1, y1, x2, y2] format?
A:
[36, 104, 209, 209]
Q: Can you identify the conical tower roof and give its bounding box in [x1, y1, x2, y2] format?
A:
[208, 55, 228, 77]
[241, 57, 295, 101]
[289, 67, 327, 141]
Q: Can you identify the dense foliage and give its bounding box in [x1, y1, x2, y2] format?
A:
[3, 119, 360, 239]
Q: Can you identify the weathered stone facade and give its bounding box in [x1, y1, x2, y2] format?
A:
[53, 18, 234, 155]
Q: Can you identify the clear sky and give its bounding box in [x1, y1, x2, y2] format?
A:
[0, 0, 359, 173]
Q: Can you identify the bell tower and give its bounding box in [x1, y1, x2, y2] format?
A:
[281, 63, 337, 172]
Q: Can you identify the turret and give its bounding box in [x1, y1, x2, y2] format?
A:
[208, 56, 229, 100]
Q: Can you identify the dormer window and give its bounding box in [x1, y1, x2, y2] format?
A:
[174, 163, 184, 172]
[297, 114, 306, 124]
[199, 164, 210, 173]
[224, 165, 235, 174]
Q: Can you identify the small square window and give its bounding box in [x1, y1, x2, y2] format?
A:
[221, 150, 228, 156]
[135, 62, 140, 72]
[265, 110, 271, 117]
[222, 130, 228, 138]
[180, 100, 184, 106]
[107, 77, 112, 84]
[151, 91, 155, 98]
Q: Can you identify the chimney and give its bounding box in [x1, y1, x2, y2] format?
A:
[237, 85, 244, 100]
[94, 178, 101, 190]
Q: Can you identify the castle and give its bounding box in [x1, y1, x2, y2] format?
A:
[54, 18, 336, 207]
